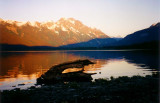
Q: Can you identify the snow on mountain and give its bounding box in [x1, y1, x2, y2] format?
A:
[16, 21, 27, 26]
[61, 26, 68, 31]
[68, 19, 75, 24]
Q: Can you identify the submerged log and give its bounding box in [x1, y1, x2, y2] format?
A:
[37, 59, 96, 84]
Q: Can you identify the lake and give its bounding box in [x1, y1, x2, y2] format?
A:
[0, 50, 159, 90]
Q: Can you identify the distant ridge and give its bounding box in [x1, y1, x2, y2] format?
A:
[60, 38, 120, 48]
[115, 22, 160, 46]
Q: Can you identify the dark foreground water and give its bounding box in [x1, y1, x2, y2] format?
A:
[0, 50, 159, 90]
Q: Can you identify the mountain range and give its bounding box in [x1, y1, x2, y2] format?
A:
[0, 18, 159, 50]
[0, 18, 108, 47]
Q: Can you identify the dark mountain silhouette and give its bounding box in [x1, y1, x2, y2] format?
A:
[60, 38, 121, 48]
[115, 22, 160, 46]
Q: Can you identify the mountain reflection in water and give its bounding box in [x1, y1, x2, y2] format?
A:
[0, 50, 158, 90]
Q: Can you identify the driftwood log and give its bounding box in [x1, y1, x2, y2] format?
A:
[37, 59, 96, 84]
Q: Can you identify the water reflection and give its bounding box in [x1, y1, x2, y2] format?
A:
[91, 59, 152, 79]
[66, 50, 159, 71]
[0, 50, 158, 90]
[0, 51, 87, 78]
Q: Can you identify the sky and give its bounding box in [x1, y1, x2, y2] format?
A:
[0, 0, 160, 37]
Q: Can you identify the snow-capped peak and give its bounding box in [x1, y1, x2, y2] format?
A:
[4, 20, 27, 26]
[61, 26, 68, 31]
[6, 20, 15, 24]
[16, 21, 27, 26]
[25, 21, 37, 27]
[69, 19, 75, 24]
[47, 24, 57, 30]
[58, 18, 76, 25]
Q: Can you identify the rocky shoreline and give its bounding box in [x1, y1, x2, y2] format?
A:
[1, 75, 159, 103]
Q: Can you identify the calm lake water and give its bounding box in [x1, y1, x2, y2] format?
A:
[0, 50, 159, 90]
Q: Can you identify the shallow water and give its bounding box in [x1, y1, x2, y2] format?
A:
[0, 50, 159, 90]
